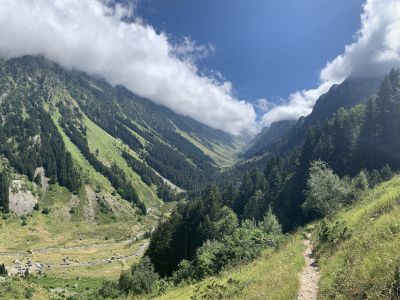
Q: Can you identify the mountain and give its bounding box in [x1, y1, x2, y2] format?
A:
[219, 69, 400, 229]
[0, 55, 244, 205]
[303, 77, 382, 126]
[247, 77, 382, 157]
[243, 120, 296, 158]
[0, 55, 246, 298]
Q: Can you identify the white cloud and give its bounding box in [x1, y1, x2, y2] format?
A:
[261, 0, 400, 127]
[0, 0, 257, 135]
[255, 98, 273, 113]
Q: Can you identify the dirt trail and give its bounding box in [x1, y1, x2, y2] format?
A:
[297, 233, 320, 300]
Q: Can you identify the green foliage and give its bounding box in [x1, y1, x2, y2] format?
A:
[60, 112, 145, 213]
[315, 176, 400, 299]
[0, 263, 7, 276]
[118, 256, 159, 296]
[190, 278, 244, 300]
[302, 161, 351, 217]
[97, 280, 121, 299]
[316, 219, 351, 254]
[260, 207, 283, 236]
[24, 287, 34, 299]
[0, 170, 9, 213]
[244, 190, 265, 222]
[171, 215, 282, 284]
[146, 185, 239, 277]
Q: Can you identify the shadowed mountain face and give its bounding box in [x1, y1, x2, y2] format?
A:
[254, 77, 383, 156]
[244, 120, 296, 158]
[303, 77, 382, 127]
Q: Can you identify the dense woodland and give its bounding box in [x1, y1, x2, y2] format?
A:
[0, 76, 82, 201]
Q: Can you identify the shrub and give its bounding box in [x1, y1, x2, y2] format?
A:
[302, 161, 351, 218]
[24, 287, 34, 299]
[260, 207, 282, 236]
[172, 219, 282, 283]
[316, 219, 351, 255]
[98, 280, 120, 299]
[118, 256, 159, 295]
[41, 207, 50, 214]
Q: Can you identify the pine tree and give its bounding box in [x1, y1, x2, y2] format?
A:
[0, 171, 9, 213]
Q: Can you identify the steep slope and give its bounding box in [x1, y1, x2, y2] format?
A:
[314, 176, 400, 299]
[304, 77, 382, 127]
[246, 77, 382, 158]
[0, 55, 243, 202]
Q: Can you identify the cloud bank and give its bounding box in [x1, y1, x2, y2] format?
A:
[0, 0, 257, 135]
[261, 0, 400, 127]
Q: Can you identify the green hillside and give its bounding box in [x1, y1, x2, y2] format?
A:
[314, 176, 400, 299]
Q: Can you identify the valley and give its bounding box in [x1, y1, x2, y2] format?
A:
[0, 56, 400, 300]
[0, 0, 399, 298]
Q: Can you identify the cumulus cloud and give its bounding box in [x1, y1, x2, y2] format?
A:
[0, 0, 257, 135]
[261, 0, 400, 127]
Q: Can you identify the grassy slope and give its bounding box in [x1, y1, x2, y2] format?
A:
[83, 115, 161, 208]
[154, 233, 304, 300]
[315, 176, 400, 299]
[0, 109, 169, 299]
[172, 122, 243, 169]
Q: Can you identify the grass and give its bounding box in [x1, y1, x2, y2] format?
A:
[172, 121, 242, 169]
[0, 279, 50, 300]
[83, 115, 161, 208]
[153, 233, 305, 300]
[315, 176, 400, 299]
[52, 111, 114, 193]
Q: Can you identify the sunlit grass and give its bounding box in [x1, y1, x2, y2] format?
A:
[316, 176, 400, 299]
[154, 233, 305, 300]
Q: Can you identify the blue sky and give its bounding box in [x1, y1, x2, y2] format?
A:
[137, 0, 364, 105]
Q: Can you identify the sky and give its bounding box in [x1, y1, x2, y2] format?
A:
[137, 0, 363, 109]
[0, 0, 399, 134]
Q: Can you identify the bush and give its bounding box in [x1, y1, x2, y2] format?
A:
[98, 280, 121, 299]
[0, 263, 7, 276]
[21, 215, 27, 226]
[316, 219, 351, 255]
[118, 256, 159, 295]
[302, 161, 350, 218]
[172, 219, 282, 283]
[24, 287, 34, 299]
[260, 207, 282, 236]
[41, 207, 50, 214]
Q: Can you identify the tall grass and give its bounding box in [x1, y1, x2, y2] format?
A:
[316, 176, 400, 299]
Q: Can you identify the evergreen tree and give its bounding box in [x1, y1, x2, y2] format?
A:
[0, 171, 9, 213]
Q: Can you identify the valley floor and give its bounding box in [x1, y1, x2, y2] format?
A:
[2, 176, 400, 299]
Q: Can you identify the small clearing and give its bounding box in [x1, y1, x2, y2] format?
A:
[297, 234, 320, 300]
